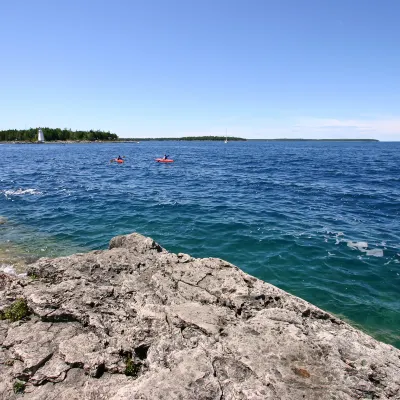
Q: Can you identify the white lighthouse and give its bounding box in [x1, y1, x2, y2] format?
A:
[37, 129, 45, 143]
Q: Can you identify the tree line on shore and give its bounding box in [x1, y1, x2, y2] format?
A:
[0, 128, 119, 142]
[1, 129, 377, 142]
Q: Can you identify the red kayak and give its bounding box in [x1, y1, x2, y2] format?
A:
[155, 158, 174, 163]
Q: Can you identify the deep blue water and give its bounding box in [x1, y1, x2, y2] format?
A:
[1, 141, 399, 348]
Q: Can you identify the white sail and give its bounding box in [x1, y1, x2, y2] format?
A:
[224, 129, 228, 143]
[38, 129, 45, 142]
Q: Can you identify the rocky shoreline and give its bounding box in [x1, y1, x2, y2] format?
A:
[1, 233, 399, 399]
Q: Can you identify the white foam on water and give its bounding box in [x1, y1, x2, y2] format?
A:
[365, 249, 384, 257]
[329, 231, 345, 245]
[325, 231, 386, 259]
[3, 188, 42, 196]
[346, 241, 368, 251]
[346, 240, 384, 257]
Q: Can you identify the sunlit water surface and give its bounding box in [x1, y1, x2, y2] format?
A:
[0, 141, 399, 347]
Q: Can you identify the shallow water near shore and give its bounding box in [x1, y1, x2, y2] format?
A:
[0, 141, 399, 347]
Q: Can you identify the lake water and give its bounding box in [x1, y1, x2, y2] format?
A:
[1, 141, 399, 348]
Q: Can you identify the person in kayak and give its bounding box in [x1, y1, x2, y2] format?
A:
[163, 154, 169, 160]
[117, 155, 123, 161]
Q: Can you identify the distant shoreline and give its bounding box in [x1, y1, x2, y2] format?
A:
[247, 138, 380, 142]
[120, 137, 380, 142]
[119, 138, 380, 142]
[0, 138, 381, 144]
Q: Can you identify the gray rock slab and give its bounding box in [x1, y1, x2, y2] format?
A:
[0, 232, 399, 399]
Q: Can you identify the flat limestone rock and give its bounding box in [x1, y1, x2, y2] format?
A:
[0, 232, 399, 400]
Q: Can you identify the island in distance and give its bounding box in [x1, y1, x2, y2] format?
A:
[0, 128, 379, 143]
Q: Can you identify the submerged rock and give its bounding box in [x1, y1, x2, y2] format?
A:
[0, 232, 399, 399]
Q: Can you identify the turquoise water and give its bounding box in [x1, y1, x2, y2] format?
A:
[1, 141, 399, 347]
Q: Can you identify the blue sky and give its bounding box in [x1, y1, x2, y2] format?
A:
[1, 0, 399, 139]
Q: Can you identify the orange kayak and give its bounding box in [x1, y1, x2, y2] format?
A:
[155, 158, 174, 163]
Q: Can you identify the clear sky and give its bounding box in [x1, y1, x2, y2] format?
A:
[1, 0, 399, 140]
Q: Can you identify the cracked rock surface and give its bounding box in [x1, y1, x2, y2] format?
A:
[1, 232, 399, 399]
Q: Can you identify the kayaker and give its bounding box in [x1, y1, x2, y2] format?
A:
[117, 155, 123, 161]
[163, 154, 169, 160]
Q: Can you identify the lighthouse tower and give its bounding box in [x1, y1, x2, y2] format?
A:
[37, 129, 45, 143]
